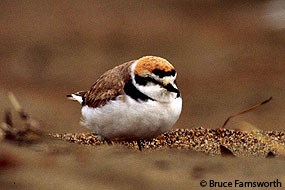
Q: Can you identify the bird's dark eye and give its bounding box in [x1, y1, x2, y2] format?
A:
[135, 75, 148, 86]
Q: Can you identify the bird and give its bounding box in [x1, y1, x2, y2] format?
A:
[67, 56, 182, 150]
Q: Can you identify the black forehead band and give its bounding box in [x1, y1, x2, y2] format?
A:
[152, 69, 176, 78]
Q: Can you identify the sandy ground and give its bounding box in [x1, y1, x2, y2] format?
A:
[1, 129, 285, 190]
[0, 1, 285, 189]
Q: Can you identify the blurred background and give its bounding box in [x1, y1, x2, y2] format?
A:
[0, 0, 284, 133]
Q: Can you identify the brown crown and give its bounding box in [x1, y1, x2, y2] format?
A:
[134, 56, 174, 76]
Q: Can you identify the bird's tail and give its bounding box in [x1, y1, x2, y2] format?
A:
[67, 91, 87, 104]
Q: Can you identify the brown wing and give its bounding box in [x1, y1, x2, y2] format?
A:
[84, 60, 135, 108]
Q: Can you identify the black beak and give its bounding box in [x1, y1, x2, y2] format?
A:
[164, 83, 180, 94]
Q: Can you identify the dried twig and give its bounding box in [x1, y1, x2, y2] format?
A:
[8, 92, 40, 130]
[8, 92, 29, 120]
[4, 109, 13, 128]
[222, 97, 272, 128]
[2, 92, 43, 143]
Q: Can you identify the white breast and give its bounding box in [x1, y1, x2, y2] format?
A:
[81, 95, 182, 140]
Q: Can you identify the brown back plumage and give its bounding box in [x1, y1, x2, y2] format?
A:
[83, 60, 135, 108]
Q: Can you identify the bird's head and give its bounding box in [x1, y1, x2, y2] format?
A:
[131, 56, 180, 102]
